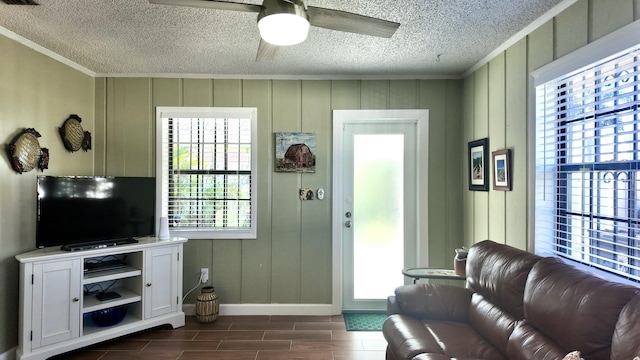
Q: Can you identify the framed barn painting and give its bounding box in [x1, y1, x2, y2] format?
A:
[274, 132, 316, 173]
[468, 138, 489, 191]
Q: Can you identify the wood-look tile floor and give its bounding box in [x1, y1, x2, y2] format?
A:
[52, 316, 387, 360]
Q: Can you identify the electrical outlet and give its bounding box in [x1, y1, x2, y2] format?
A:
[200, 268, 209, 284]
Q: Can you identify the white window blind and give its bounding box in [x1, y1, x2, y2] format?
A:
[535, 44, 640, 283]
[156, 107, 257, 239]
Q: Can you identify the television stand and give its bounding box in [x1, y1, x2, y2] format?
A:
[61, 238, 139, 252]
[15, 237, 187, 360]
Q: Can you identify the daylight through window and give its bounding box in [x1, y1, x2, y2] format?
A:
[535, 44, 640, 283]
[156, 107, 257, 239]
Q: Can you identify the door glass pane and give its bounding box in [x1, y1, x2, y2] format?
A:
[353, 134, 404, 299]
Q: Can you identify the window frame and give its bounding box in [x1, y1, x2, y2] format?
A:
[155, 106, 258, 240]
[531, 20, 640, 285]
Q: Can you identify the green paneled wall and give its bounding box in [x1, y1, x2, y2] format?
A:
[504, 38, 528, 251]
[463, 0, 640, 250]
[0, 36, 94, 355]
[98, 78, 464, 305]
[488, 54, 506, 245]
[7, 1, 636, 355]
[3, 2, 639, 357]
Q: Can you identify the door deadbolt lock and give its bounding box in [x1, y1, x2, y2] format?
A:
[345, 212, 352, 218]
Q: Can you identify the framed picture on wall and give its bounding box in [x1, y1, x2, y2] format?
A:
[274, 132, 316, 173]
[468, 138, 489, 191]
[492, 149, 512, 191]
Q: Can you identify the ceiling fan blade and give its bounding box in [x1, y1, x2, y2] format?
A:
[256, 39, 278, 62]
[306, 6, 399, 38]
[149, 0, 261, 13]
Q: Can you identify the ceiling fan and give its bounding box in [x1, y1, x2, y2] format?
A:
[148, 0, 400, 61]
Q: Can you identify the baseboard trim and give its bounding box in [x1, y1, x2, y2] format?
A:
[0, 347, 16, 360]
[183, 303, 336, 316]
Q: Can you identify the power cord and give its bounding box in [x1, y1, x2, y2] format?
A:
[182, 271, 205, 302]
[83, 279, 118, 295]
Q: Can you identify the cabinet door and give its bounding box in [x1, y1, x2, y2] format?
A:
[32, 259, 82, 348]
[144, 246, 178, 318]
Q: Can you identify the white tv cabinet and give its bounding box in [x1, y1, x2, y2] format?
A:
[15, 237, 187, 360]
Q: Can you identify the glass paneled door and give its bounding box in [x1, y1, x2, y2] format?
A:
[335, 111, 421, 311]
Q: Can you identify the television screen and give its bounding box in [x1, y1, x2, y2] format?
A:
[36, 176, 156, 249]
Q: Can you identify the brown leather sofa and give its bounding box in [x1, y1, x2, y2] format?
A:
[383, 240, 640, 360]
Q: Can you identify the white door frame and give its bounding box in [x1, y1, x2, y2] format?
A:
[332, 109, 429, 314]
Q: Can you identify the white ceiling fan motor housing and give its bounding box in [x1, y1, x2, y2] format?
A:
[257, 0, 310, 46]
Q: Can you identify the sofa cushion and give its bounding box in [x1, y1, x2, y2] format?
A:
[393, 284, 472, 321]
[424, 320, 506, 359]
[611, 294, 640, 360]
[383, 314, 445, 359]
[524, 257, 640, 359]
[466, 240, 541, 319]
[468, 293, 519, 354]
[506, 320, 566, 360]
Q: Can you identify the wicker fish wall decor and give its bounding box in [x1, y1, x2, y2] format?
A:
[59, 114, 91, 152]
[7, 128, 49, 174]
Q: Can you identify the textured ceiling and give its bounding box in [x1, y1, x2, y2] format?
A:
[0, 0, 567, 77]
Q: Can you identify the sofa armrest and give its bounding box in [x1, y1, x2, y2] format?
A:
[393, 283, 472, 321]
[387, 295, 402, 315]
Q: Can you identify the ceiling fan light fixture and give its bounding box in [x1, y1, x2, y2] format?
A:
[258, 13, 309, 46]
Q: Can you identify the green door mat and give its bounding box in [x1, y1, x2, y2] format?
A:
[343, 312, 388, 331]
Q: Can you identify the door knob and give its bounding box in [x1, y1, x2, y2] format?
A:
[345, 212, 352, 218]
[146, 283, 152, 287]
[345, 221, 352, 228]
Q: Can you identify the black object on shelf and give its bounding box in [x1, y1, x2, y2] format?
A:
[84, 259, 128, 273]
[64, 238, 139, 252]
[91, 305, 127, 327]
[96, 291, 121, 301]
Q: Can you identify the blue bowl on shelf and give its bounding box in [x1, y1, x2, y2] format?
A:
[91, 305, 127, 327]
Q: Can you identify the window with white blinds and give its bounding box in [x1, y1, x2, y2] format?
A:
[156, 107, 257, 239]
[534, 43, 640, 283]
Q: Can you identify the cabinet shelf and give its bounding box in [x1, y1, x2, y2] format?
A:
[83, 287, 141, 313]
[82, 313, 141, 337]
[83, 266, 141, 285]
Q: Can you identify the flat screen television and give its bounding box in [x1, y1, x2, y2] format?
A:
[36, 176, 156, 250]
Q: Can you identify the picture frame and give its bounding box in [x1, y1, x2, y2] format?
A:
[274, 132, 316, 173]
[468, 138, 489, 191]
[492, 149, 512, 191]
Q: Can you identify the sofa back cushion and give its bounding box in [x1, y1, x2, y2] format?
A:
[393, 283, 472, 321]
[466, 240, 542, 319]
[506, 320, 567, 360]
[468, 293, 519, 354]
[610, 294, 640, 360]
[524, 257, 639, 359]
